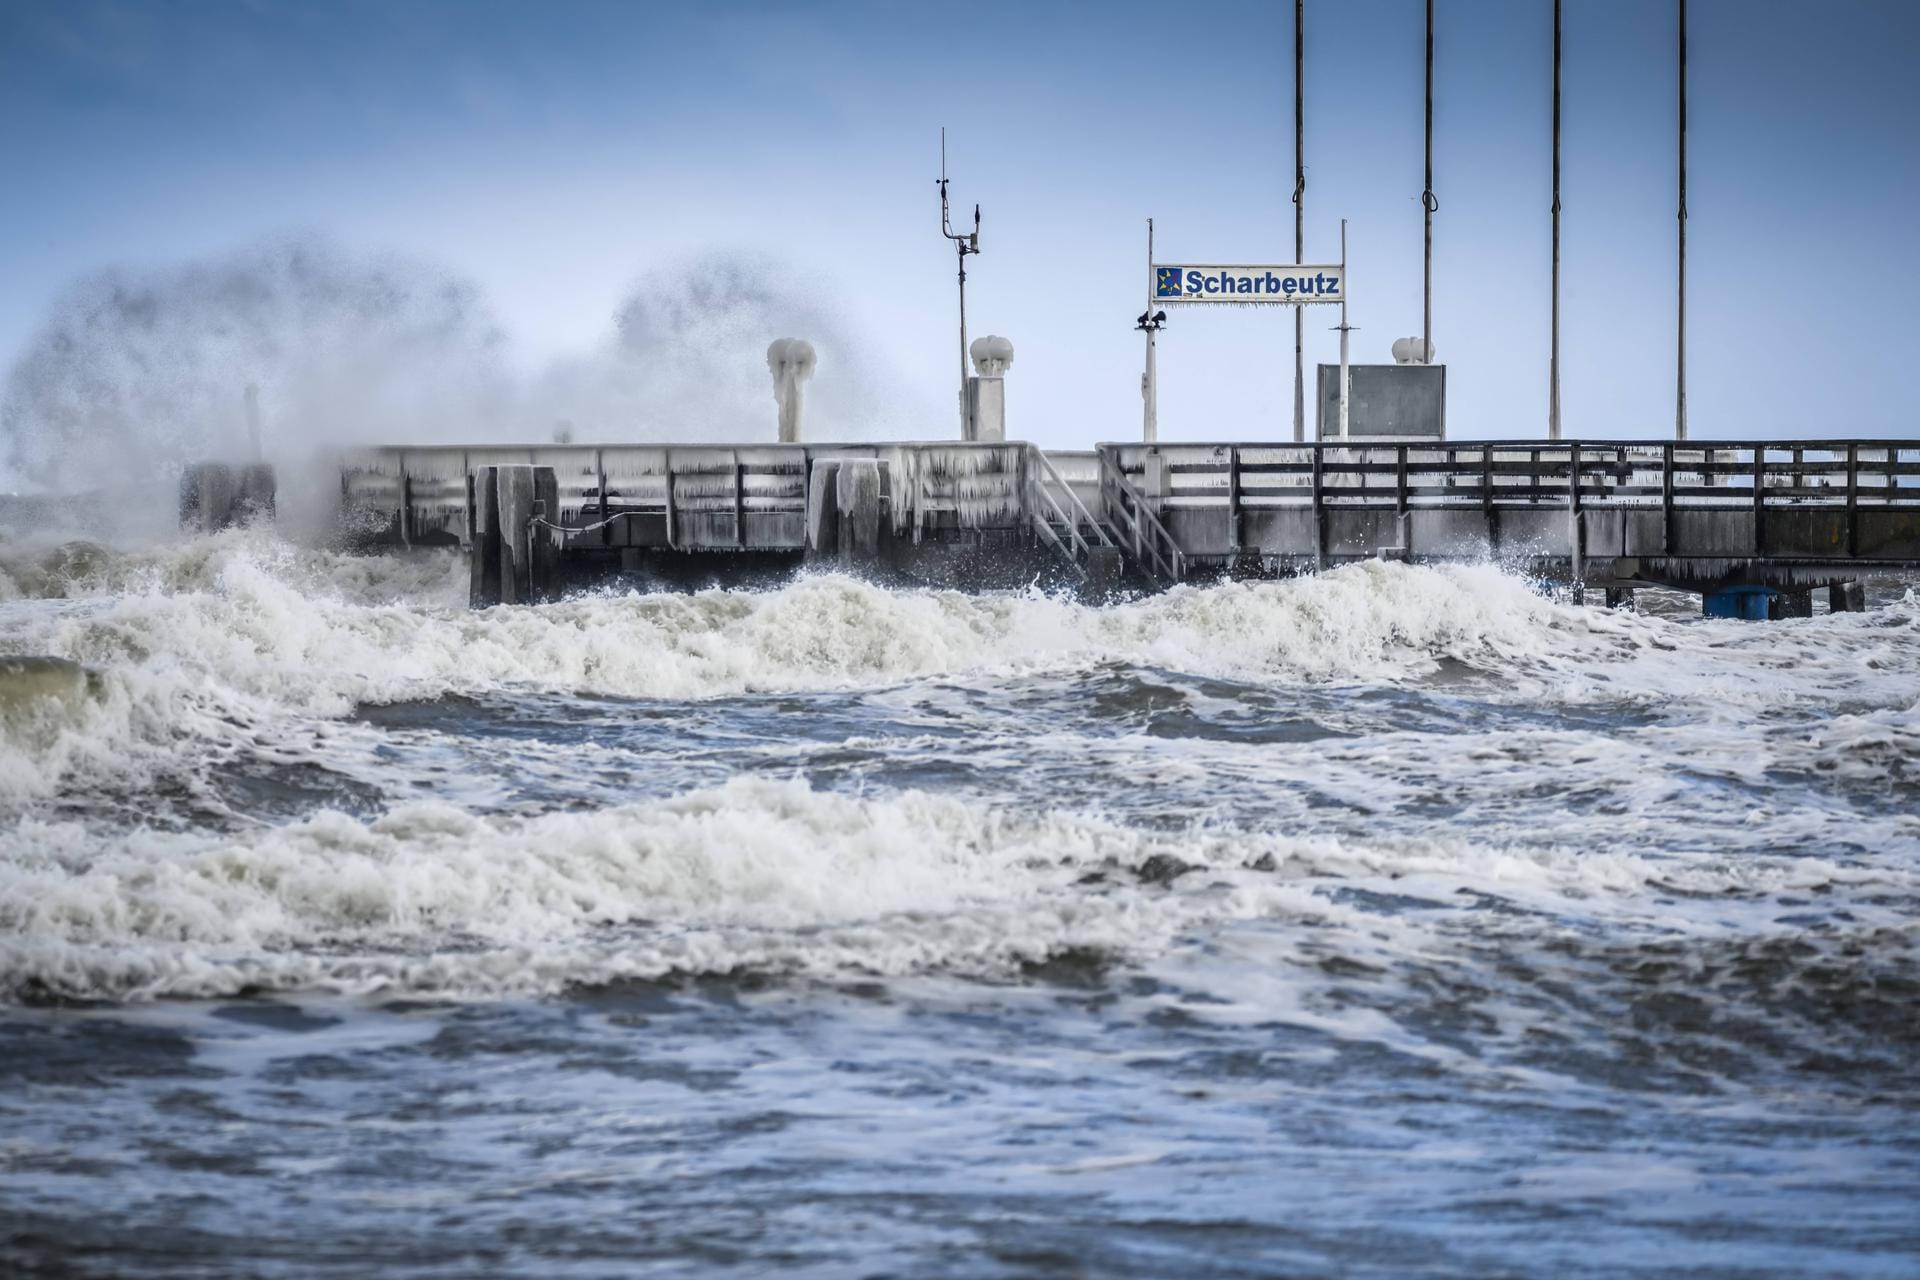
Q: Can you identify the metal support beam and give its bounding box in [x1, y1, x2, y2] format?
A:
[1549, 0, 1563, 439]
[1676, 0, 1689, 441]
[1422, 0, 1435, 366]
[1292, 0, 1307, 443]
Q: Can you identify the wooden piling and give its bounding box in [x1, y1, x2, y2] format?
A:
[469, 465, 557, 606]
[1568, 442, 1585, 603]
[836, 460, 883, 566]
[1829, 580, 1866, 613]
[806, 461, 841, 562]
[468, 466, 502, 608]
[496, 466, 535, 604]
[180, 462, 276, 533]
[499, 465, 560, 603]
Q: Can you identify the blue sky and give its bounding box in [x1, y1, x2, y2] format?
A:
[2, 0, 1916, 451]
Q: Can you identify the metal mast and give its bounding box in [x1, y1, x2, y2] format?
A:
[1140, 219, 1162, 444]
[1675, 0, 1688, 441]
[1336, 218, 1352, 439]
[1422, 0, 1435, 365]
[937, 128, 981, 439]
[1550, 0, 1562, 439]
[1292, 0, 1306, 442]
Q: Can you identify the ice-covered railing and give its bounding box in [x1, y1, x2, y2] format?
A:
[1097, 441, 1920, 513]
[339, 442, 1042, 550]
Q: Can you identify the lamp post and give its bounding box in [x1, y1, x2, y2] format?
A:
[1136, 307, 1167, 444]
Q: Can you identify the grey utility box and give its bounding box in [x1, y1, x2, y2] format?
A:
[1317, 364, 1446, 440]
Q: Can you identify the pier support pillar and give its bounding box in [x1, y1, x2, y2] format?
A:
[467, 464, 559, 607]
[806, 461, 842, 563]
[1771, 590, 1813, 620]
[468, 467, 502, 608]
[180, 462, 276, 533]
[1829, 580, 1866, 613]
[836, 460, 884, 567]
[1568, 509, 1586, 606]
[1604, 585, 1635, 609]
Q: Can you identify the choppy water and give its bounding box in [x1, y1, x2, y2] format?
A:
[1, 531, 1916, 1277]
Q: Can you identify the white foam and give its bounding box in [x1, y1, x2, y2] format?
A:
[4, 768, 1909, 1003]
[0, 777, 1261, 999]
[4, 531, 1919, 803]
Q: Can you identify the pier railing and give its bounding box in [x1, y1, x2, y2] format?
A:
[342, 439, 1920, 591]
[1092, 440, 1920, 582]
[1098, 441, 1920, 512]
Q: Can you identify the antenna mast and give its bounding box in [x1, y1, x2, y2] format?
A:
[937, 128, 982, 438]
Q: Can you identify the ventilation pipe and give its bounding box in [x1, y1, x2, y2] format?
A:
[1391, 337, 1437, 365]
[966, 335, 1013, 442]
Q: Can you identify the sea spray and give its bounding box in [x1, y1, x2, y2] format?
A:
[0, 234, 515, 511]
[2, 241, 922, 530]
[529, 250, 919, 442]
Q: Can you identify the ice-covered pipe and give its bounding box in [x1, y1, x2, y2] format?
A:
[767, 338, 818, 443]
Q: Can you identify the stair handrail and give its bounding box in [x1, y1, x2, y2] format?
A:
[1027, 446, 1115, 552]
[1097, 447, 1185, 583]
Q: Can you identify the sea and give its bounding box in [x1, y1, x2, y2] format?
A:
[0, 529, 1915, 1278]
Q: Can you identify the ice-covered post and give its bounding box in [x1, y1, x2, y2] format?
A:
[966, 335, 1013, 442]
[766, 338, 817, 443]
[1336, 218, 1352, 440]
[179, 383, 275, 532]
[244, 383, 262, 461]
[1143, 217, 1159, 445]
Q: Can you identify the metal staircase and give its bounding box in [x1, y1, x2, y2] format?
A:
[1094, 448, 1186, 586]
[1024, 445, 1119, 584]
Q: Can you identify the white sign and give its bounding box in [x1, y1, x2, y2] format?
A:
[1152, 263, 1344, 304]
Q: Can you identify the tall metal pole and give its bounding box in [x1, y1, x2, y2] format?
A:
[1143, 219, 1158, 444]
[1292, 0, 1306, 442]
[937, 128, 981, 440]
[1549, 0, 1562, 439]
[1422, 0, 1434, 365]
[956, 245, 969, 434]
[1676, 0, 1688, 441]
[1337, 218, 1351, 440]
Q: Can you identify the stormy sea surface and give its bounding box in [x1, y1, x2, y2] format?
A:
[1, 531, 1916, 1278]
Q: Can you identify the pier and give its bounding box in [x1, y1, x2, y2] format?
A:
[328, 438, 1920, 614]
